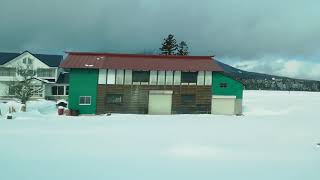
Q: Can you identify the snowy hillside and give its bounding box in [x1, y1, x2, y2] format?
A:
[0, 90, 320, 180]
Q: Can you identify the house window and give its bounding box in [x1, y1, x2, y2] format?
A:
[106, 94, 123, 104]
[52, 86, 65, 95]
[23, 58, 27, 64]
[132, 71, 150, 83]
[37, 68, 55, 77]
[220, 83, 228, 88]
[28, 58, 33, 64]
[181, 72, 198, 84]
[181, 94, 196, 104]
[79, 96, 91, 105]
[0, 67, 16, 76]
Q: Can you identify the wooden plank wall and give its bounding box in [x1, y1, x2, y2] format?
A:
[96, 85, 212, 114]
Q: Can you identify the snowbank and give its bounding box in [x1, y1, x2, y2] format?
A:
[0, 90, 320, 180]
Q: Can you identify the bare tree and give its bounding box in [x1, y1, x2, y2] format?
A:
[8, 64, 41, 110]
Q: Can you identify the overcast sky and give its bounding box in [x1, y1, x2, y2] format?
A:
[0, 0, 319, 80]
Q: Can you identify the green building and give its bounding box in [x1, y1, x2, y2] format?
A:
[61, 52, 243, 115]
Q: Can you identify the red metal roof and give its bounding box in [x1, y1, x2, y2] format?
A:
[60, 52, 224, 72]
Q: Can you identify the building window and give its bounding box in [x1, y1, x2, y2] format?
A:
[132, 71, 150, 83]
[0, 67, 16, 76]
[220, 83, 228, 88]
[181, 72, 198, 84]
[106, 94, 123, 104]
[181, 94, 196, 104]
[37, 68, 55, 77]
[28, 58, 33, 64]
[79, 96, 91, 105]
[52, 86, 65, 95]
[23, 58, 27, 64]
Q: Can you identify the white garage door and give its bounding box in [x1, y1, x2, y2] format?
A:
[211, 95, 236, 115]
[148, 90, 173, 115]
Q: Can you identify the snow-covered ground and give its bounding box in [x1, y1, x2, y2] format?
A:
[0, 90, 320, 180]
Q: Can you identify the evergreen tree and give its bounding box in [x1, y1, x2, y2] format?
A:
[159, 34, 178, 55]
[177, 41, 189, 56]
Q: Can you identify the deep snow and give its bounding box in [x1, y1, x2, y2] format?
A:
[0, 90, 320, 180]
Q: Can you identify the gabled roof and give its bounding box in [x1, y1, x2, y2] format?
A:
[0, 51, 63, 67]
[60, 52, 224, 72]
[0, 52, 20, 65]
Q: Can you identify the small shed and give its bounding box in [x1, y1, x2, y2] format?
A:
[212, 72, 244, 115]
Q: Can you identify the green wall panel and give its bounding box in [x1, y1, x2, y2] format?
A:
[68, 69, 98, 114]
[212, 72, 243, 99]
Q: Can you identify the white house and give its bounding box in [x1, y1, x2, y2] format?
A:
[0, 51, 68, 100]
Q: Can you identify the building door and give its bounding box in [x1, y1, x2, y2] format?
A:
[211, 95, 236, 115]
[148, 90, 173, 115]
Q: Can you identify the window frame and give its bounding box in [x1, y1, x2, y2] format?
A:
[132, 71, 150, 83]
[79, 96, 92, 105]
[181, 72, 198, 84]
[51, 85, 67, 96]
[220, 83, 228, 88]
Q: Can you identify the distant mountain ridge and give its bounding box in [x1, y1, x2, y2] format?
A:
[216, 61, 320, 92]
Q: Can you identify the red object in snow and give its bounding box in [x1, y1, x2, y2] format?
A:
[58, 107, 64, 115]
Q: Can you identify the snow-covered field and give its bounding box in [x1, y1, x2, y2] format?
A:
[0, 90, 320, 180]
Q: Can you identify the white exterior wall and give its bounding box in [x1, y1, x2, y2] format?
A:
[149, 71, 157, 85]
[107, 69, 116, 84]
[205, 71, 212, 85]
[197, 71, 205, 85]
[0, 52, 61, 98]
[0, 82, 9, 96]
[157, 71, 166, 85]
[166, 71, 173, 85]
[2, 52, 58, 81]
[98, 69, 107, 84]
[124, 70, 132, 85]
[116, 69, 124, 85]
[104, 69, 213, 86]
[173, 71, 181, 85]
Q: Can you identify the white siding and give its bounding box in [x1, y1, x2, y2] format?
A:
[165, 71, 173, 85]
[157, 71, 165, 85]
[0, 82, 8, 96]
[173, 71, 181, 85]
[197, 71, 205, 85]
[124, 70, 132, 85]
[116, 69, 124, 84]
[205, 71, 212, 85]
[107, 69, 116, 84]
[149, 71, 158, 85]
[98, 69, 107, 84]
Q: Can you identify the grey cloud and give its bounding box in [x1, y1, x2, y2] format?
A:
[0, 0, 320, 60]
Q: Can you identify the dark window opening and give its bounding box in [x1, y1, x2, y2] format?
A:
[132, 71, 150, 82]
[181, 94, 196, 104]
[220, 83, 228, 88]
[52, 86, 66, 95]
[106, 94, 123, 104]
[181, 72, 198, 83]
